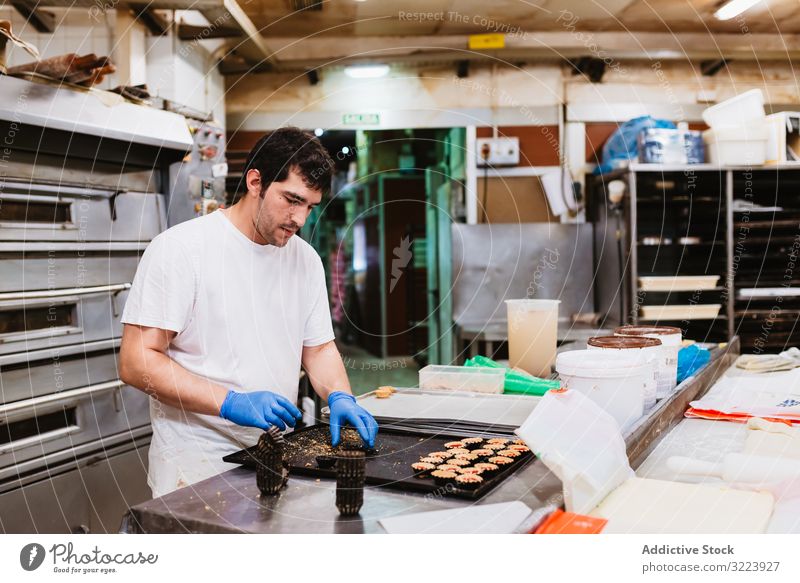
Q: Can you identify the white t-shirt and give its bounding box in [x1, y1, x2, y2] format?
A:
[121, 210, 334, 497]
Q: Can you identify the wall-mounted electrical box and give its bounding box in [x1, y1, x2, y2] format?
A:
[476, 137, 520, 166]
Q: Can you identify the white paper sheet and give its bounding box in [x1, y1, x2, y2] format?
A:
[378, 501, 533, 534]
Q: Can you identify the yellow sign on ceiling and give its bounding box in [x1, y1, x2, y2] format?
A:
[468, 33, 506, 50]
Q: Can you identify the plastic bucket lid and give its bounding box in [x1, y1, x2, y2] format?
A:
[587, 335, 662, 349]
[556, 349, 654, 379]
[614, 325, 682, 347]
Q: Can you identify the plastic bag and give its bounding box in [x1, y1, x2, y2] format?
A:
[464, 355, 559, 396]
[515, 389, 633, 514]
[594, 115, 676, 174]
[677, 344, 711, 382]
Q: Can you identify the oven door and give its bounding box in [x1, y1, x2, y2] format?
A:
[0, 242, 146, 292]
[0, 339, 121, 405]
[0, 284, 130, 355]
[0, 381, 151, 470]
[0, 182, 165, 242]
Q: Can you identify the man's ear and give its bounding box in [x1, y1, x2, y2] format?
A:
[246, 168, 262, 198]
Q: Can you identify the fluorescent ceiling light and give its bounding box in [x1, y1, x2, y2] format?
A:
[714, 0, 761, 20]
[344, 64, 389, 79]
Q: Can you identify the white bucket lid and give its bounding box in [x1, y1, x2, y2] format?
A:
[556, 349, 654, 379]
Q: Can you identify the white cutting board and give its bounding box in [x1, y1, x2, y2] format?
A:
[379, 501, 533, 534]
[591, 477, 774, 534]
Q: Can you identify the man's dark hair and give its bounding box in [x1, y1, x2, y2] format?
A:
[240, 127, 334, 200]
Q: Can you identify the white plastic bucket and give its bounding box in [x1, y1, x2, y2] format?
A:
[586, 336, 661, 409]
[555, 350, 652, 432]
[614, 326, 682, 398]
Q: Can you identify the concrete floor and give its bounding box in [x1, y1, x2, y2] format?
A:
[337, 342, 420, 395]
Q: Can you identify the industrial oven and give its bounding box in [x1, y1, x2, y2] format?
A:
[0, 75, 192, 533]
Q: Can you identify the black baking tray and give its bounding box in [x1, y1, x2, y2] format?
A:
[222, 423, 533, 500]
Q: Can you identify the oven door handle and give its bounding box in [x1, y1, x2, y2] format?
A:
[0, 380, 127, 422]
[0, 427, 83, 456]
[0, 283, 131, 302]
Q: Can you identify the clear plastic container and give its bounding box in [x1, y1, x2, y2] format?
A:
[703, 124, 768, 166]
[506, 299, 560, 378]
[418, 365, 505, 394]
[702, 89, 765, 129]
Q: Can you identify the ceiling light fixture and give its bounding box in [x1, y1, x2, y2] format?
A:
[714, 0, 761, 20]
[344, 64, 389, 79]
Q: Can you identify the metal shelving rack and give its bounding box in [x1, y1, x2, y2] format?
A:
[591, 165, 730, 344]
[591, 163, 800, 351]
[728, 166, 800, 352]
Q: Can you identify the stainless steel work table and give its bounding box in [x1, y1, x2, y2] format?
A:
[121, 341, 738, 534]
[121, 450, 562, 534]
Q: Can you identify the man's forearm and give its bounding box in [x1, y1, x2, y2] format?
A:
[302, 340, 352, 401]
[121, 347, 229, 416]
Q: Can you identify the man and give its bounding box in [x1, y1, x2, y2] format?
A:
[119, 127, 378, 498]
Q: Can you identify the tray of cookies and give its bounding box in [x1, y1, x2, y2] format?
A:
[222, 423, 533, 500]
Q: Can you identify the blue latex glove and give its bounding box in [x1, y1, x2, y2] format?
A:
[219, 390, 302, 431]
[677, 345, 711, 383]
[328, 391, 379, 448]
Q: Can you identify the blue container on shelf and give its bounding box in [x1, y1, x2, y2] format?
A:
[638, 128, 705, 164]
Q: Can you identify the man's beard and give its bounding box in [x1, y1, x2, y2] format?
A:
[252, 216, 297, 246]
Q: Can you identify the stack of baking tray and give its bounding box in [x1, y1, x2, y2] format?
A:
[321, 388, 540, 436]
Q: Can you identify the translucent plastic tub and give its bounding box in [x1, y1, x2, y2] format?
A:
[704, 124, 768, 166]
[702, 89, 765, 129]
[418, 365, 505, 394]
[506, 299, 560, 378]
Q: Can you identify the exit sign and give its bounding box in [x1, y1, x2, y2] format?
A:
[342, 113, 381, 126]
[468, 33, 505, 50]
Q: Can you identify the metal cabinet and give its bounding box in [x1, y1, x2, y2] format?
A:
[0, 437, 151, 534]
[0, 464, 91, 534]
[83, 443, 152, 533]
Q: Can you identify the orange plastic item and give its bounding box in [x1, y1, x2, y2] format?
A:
[532, 509, 607, 534]
[685, 408, 797, 426]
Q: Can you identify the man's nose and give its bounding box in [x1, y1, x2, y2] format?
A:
[289, 208, 307, 229]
